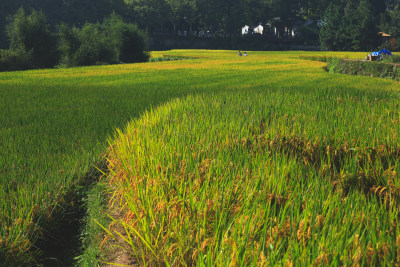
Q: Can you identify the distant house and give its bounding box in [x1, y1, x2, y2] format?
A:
[379, 32, 391, 40]
[242, 25, 249, 35]
[241, 24, 263, 35]
[253, 24, 263, 34]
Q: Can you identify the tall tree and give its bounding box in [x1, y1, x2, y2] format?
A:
[124, 0, 169, 32]
[320, 0, 379, 51]
[320, 2, 346, 50]
[381, 4, 400, 37]
[304, 0, 331, 19]
[368, 0, 386, 16]
[165, 0, 198, 33]
[6, 8, 58, 68]
[357, 0, 379, 50]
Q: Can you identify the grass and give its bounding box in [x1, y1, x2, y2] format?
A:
[75, 181, 110, 267]
[0, 49, 399, 265]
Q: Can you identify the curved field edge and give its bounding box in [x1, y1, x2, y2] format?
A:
[0, 49, 399, 264]
[103, 90, 400, 266]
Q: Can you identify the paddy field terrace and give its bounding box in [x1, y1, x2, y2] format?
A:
[0, 50, 400, 265]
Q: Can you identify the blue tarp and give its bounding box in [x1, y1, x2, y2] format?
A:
[371, 49, 393, 56]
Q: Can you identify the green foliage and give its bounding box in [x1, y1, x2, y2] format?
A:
[149, 54, 196, 62]
[381, 54, 400, 62]
[0, 8, 57, 70]
[1, 0, 399, 53]
[6, 8, 58, 68]
[124, 0, 169, 32]
[299, 55, 332, 62]
[149, 56, 180, 62]
[380, 4, 400, 47]
[326, 57, 341, 72]
[0, 47, 33, 71]
[0, 0, 129, 49]
[75, 22, 118, 66]
[57, 23, 81, 67]
[296, 24, 320, 41]
[118, 24, 150, 63]
[319, 3, 344, 50]
[0, 9, 149, 70]
[103, 13, 150, 63]
[75, 181, 110, 267]
[320, 1, 379, 51]
[57, 13, 149, 67]
[327, 57, 400, 80]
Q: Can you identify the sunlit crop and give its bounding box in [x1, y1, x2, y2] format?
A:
[103, 51, 400, 265]
[0, 50, 399, 264]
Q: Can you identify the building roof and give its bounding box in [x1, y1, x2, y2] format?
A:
[378, 32, 391, 37]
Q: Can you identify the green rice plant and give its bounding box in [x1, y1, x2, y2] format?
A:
[1, 49, 400, 264]
[104, 89, 400, 266]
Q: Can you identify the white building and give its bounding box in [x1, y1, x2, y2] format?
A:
[242, 25, 249, 35]
[253, 24, 263, 34]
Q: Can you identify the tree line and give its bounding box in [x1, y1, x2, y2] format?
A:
[0, 9, 149, 71]
[127, 0, 400, 51]
[318, 0, 400, 51]
[0, 0, 331, 48]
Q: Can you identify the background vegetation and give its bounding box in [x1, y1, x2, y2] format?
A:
[2, 0, 400, 53]
[0, 9, 149, 71]
[326, 56, 400, 80]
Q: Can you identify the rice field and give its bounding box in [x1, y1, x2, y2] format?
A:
[0, 50, 399, 265]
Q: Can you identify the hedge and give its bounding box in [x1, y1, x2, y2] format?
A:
[327, 58, 400, 81]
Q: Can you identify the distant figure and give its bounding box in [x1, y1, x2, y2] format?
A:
[238, 51, 242, 56]
[244, 52, 247, 56]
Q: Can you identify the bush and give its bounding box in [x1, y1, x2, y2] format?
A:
[0, 47, 33, 71]
[118, 24, 150, 63]
[72, 44, 98, 66]
[58, 21, 120, 67]
[0, 8, 58, 71]
[103, 13, 149, 63]
[76, 22, 118, 65]
[0, 10, 149, 71]
[381, 55, 400, 63]
[58, 13, 149, 67]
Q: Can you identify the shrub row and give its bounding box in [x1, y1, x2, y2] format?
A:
[149, 57, 183, 62]
[327, 57, 400, 80]
[381, 55, 400, 63]
[298, 55, 333, 62]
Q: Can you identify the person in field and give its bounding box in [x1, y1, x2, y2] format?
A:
[244, 52, 247, 56]
[238, 51, 242, 56]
